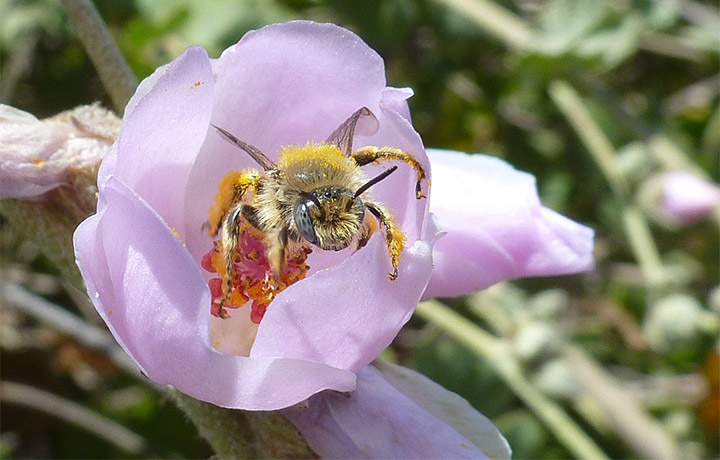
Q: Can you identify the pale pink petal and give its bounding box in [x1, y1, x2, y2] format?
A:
[74, 177, 355, 410]
[424, 149, 594, 299]
[0, 105, 115, 198]
[659, 171, 720, 224]
[211, 20, 385, 155]
[373, 361, 511, 459]
[122, 62, 170, 122]
[251, 233, 434, 372]
[381, 87, 414, 121]
[284, 363, 490, 459]
[103, 46, 214, 238]
[354, 104, 431, 243]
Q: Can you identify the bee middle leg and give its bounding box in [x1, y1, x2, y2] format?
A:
[265, 227, 289, 282]
[365, 201, 406, 281]
[351, 146, 428, 199]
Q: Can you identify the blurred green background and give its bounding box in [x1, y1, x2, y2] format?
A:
[1, 0, 718, 458]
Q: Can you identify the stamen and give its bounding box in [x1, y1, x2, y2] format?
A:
[202, 218, 311, 324]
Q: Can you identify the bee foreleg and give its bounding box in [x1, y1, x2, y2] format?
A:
[356, 211, 378, 251]
[351, 146, 428, 199]
[365, 202, 406, 281]
[208, 170, 264, 237]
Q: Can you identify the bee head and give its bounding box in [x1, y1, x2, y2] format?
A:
[292, 166, 400, 251]
[293, 188, 363, 250]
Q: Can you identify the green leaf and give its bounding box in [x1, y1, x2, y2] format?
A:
[536, 0, 609, 55]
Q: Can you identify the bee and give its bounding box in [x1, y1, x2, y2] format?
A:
[207, 107, 427, 306]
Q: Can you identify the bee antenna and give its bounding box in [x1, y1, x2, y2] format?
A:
[211, 124, 277, 171]
[353, 166, 398, 199]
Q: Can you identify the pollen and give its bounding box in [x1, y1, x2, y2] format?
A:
[208, 171, 243, 236]
[202, 218, 310, 323]
[278, 142, 352, 173]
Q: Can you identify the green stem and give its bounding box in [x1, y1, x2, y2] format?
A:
[621, 206, 666, 290]
[0, 196, 85, 289]
[549, 80, 629, 198]
[416, 300, 611, 460]
[169, 390, 316, 459]
[59, 0, 138, 113]
[431, 0, 533, 50]
[549, 80, 666, 292]
[562, 348, 682, 460]
[0, 381, 146, 454]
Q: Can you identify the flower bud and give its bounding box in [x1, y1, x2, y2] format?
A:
[513, 322, 558, 363]
[532, 358, 579, 399]
[644, 294, 719, 353]
[639, 171, 720, 227]
[0, 104, 119, 200]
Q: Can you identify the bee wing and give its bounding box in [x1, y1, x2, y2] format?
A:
[325, 107, 379, 156]
[212, 124, 276, 171]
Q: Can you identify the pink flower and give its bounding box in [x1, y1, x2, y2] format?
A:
[0, 104, 119, 198]
[285, 361, 511, 459]
[74, 21, 435, 410]
[69, 20, 592, 454]
[424, 149, 594, 298]
[658, 171, 720, 225]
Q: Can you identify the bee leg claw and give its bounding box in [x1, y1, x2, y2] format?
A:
[388, 269, 398, 281]
[416, 183, 427, 199]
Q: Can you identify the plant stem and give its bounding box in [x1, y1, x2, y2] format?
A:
[2, 280, 315, 458]
[549, 80, 629, 199]
[416, 300, 611, 460]
[0, 198, 86, 289]
[621, 205, 665, 290]
[2, 280, 140, 376]
[0, 381, 146, 454]
[59, 0, 137, 113]
[170, 390, 316, 459]
[563, 348, 683, 460]
[549, 80, 666, 292]
[432, 0, 533, 50]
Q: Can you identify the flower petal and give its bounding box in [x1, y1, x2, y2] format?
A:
[284, 363, 491, 459]
[251, 233, 434, 372]
[0, 105, 114, 198]
[102, 46, 214, 238]
[74, 177, 355, 410]
[355, 104, 431, 243]
[659, 171, 720, 225]
[373, 361, 511, 460]
[424, 149, 594, 299]
[381, 87, 414, 121]
[211, 20, 386, 155]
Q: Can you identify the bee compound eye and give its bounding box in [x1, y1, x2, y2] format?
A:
[294, 200, 318, 245]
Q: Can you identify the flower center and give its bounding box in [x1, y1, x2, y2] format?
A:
[202, 219, 311, 324]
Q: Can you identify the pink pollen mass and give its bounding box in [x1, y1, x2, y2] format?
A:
[202, 220, 311, 324]
[201, 251, 216, 273]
